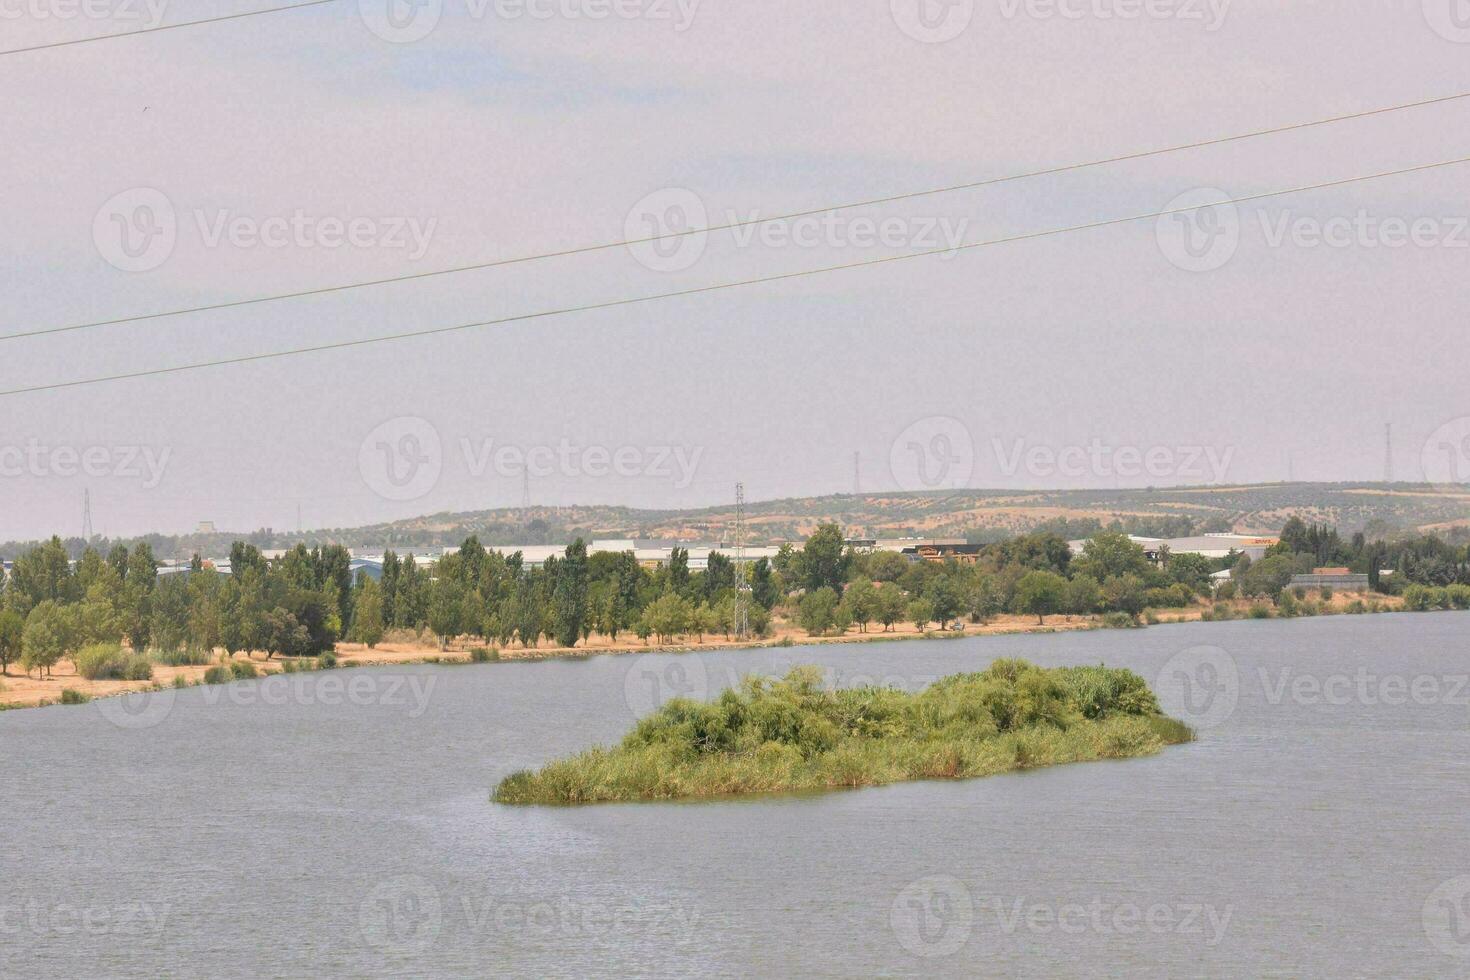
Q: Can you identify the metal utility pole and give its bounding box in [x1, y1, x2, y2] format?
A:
[734, 482, 751, 640]
[82, 489, 93, 541]
[1383, 422, 1394, 484]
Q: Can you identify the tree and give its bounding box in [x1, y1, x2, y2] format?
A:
[1071, 532, 1151, 582]
[350, 578, 386, 647]
[702, 551, 735, 599]
[1101, 574, 1146, 618]
[750, 558, 779, 609]
[908, 597, 935, 633]
[428, 579, 465, 649]
[552, 539, 590, 647]
[924, 577, 963, 628]
[969, 575, 1004, 623]
[1167, 553, 1212, 594]
[875, 584, 907, 631]
[843, 579, 878, 632]
[1015, 570, 1067, 624]
[798, 586, 839, 636]
[1064, 575, 1101, 616]
[22, 600, 75, 678]
[0, 609, 23, 675]
[642, 592, 689, 643]
[801, 524, 849, 594]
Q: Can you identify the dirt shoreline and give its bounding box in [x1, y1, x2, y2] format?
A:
[0, 595, 1403, 712]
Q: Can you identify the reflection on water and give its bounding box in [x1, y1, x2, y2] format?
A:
[3, 611, 1469, 977]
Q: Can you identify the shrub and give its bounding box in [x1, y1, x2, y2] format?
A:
[74, 645, 154, 682]
[149, 648, 214, 667]
[1291, 585, 1307, 600]
[202, 665, 232, 684]
[1101, 611, 1140, 629]
[172, 674, 189, 688]
[1447, 584, 1470, 610]
[229, 660, 258, 679]
[1212, 602, 1234, 621]
[60, 688, 90, 704]
[1346, 599, 1366, 614]
[469, 646, 498, 663]
[317, 651, 338, 669]
[1248, 603, 1272, 619]
[1319, 586, 1334, 603]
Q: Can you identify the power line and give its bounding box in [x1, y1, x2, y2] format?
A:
[4, 154, 1467, 398]
[6, 90, 1469, 344]
[0, 0, 337, 57]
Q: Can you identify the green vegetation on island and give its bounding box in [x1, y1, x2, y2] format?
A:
[494, 659, 1193, 805]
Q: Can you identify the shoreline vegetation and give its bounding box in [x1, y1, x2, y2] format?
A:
[3, 517, 1466, 712]
[493, 660, 1194, 805]
[5, 589, 1464, 712]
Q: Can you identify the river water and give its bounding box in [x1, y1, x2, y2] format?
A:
[3, 611, 1469, 977]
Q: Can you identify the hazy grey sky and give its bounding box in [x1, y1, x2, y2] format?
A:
[2, 0, 1468, 540]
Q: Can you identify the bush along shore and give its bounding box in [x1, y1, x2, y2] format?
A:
[494, 659, 1193, 805]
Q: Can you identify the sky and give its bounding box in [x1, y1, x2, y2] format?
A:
[1, 0, 1468, 541]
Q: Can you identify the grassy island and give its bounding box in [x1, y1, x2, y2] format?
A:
[494, 659, 1193, 805]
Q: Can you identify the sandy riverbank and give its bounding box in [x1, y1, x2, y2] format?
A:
[0, 593, 1400, 712]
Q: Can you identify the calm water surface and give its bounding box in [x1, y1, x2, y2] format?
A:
[3, 612, 1469, 977]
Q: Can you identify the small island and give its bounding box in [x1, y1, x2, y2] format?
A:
[494, 659, 1193, 805]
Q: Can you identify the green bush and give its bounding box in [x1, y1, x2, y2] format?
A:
[317, 651, 338, 669]
[74, 645, 154, 681]
[1101, 611, 1140, 629]
[469, 646, 499, 663]
[149, 648, 214, 667]
[495, 660, 1191, 804]
[1248, 603, 1273, 619]
[1447, 584, 1470, 610]
[1346, 599, 1366, 614]
[173, 674, 189, 688]
[202, 665, 232, 685]
[229, 660, 258, 679]
[1319, 586, 1334, 602]
[60, 688, 90, 704]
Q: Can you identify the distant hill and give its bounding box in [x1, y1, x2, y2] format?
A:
[7, 483, 1468, 560]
